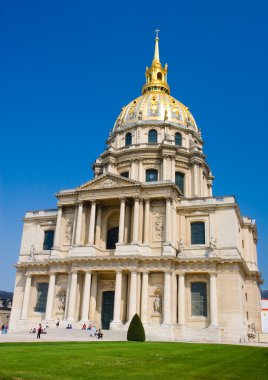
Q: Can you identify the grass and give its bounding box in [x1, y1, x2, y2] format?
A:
[0, 342, 267, 380]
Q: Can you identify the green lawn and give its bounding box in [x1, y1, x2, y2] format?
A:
[0, 342, 267, 380]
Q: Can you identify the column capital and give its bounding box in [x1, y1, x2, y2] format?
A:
[90, 199, 96, 205]
[57, 204, 63, 210]
[119, 197, 126, 203]
[139, 198, 144, 205]
[115, 269, 123, 274]
[25, 272, 32, 278]
[83, 269, 92, 274]
[70, 269, 78, 274]
[77, 200, 83, 206]
[209, 272, 217, 277]
[133, 196, 140, 202]
[144, 198, 151, 204]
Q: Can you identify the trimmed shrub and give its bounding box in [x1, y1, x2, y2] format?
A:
[127, 313, 145, 342]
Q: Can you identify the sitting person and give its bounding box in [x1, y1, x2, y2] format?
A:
[82, 323, 86, 330]
[89, 326, 96, 337]
[87, 324, 92, 331]
[97, 329, 103, 339]
[32, 327, 36, 334]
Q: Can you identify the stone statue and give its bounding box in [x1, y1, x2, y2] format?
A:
[209, 237, 217, 257]
[30, 245, 35, 260]
[138, 111, 143, 120]
[153, 294, 161, 314]
[57, 293, 66, 311]
[177, 239, 184, 256]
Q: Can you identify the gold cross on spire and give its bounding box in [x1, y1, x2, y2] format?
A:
[154, 28, 160, 38]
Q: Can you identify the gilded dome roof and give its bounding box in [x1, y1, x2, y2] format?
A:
[113, 36, 198, 134]
[113, 92, 197, 132]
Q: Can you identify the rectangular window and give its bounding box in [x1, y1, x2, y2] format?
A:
[43, 230, 54, 250]
[191, 282, 207, 317]
[191, 222, 205, 245]
[35, 283, 48, 312]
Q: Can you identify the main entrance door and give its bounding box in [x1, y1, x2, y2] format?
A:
[101, 291, 115, 329]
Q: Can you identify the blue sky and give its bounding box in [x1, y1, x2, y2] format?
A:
[0, 0, 267, 291]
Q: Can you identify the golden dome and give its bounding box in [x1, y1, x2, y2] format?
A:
[113, 92, 198, 132]
[113, 35, 198, 133]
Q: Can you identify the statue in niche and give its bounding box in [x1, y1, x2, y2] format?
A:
[57, 293, 66, 311]
[154, 214, 163, 241]
[153, 294, 161, 314]
[30, 245, 35, 260]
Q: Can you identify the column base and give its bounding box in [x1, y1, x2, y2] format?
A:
[110, 321, 123, 329]
[209, 324, 219, 328]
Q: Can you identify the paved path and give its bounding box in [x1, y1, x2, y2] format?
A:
[0, 328, 268, 347]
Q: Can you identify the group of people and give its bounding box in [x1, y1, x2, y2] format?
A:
[29, 324, 47, 338]
[66, 323, 73, 329]
[81, 324, 103, 339]
[1, 325, 8, 334]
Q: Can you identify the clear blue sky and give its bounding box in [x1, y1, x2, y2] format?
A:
[0, 0, 267, 291]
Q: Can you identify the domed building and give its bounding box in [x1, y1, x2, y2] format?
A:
[10, 36, 262, 342]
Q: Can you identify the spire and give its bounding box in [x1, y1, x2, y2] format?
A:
[153, 29, 160, 63]
[142, 31, 170, 95]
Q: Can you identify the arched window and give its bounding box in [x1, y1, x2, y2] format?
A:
[121, 171, 129, 178]
[191, 222, 205, 245]
[125, 132, 132, 146]
[146, 169, 158, 182]
[175, 172, 184, 195]
[175, 132, 182, 146]
[148, 129, 157, 144]
[157, 72, 162, 80]
[191, 282, 207, 317]
[35, 283, 49, 312]
[43, 230, 54, 250]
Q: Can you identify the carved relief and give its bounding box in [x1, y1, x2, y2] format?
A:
[57, 291, 66, 311]
[99, 280, 115, 290]
[64, 218, 73, 244]
[100, 179, 115, 188]
[153, 213, 164, 241]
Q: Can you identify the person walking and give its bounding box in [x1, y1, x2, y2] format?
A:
[37, 324, 42, 339]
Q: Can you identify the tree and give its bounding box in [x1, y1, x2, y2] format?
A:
[127, 313, 145, 342]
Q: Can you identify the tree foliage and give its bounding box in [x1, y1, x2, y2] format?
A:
[127, 313, 145, 342]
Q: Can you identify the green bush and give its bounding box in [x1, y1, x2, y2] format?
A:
[127, 313, 145, 342]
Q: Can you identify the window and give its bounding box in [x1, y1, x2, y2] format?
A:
[125, 132, 132, 146]
[121, 171, 129, 178]
[106, 227, 119, 249]
[191, 222, 205, 245]
[35, 283, 49, 312]
[175, 172, 184, 195]
[146, 169, 158, 182]
[43, 230, 54, 250]
[148, 129, 158, 143]
[175, 132, 182, 146]
[191, 282, 207, 317]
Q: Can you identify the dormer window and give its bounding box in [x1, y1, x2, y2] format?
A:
[157, 72, 162, 80]
[121, 171, 129, 178]
[146, 169, 158, 182]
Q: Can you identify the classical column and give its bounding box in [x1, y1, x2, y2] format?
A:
[95, 205, 102, 246]
[81, 271, 92, 321]
[138, 159, 143, 182]
[67, 271, 78, 321]
[45, 272, 56, 320]
[162, 155, 167, 180]
[118, 198, 126, 244]
[128, 271, 137, 321]
[75, 202, 83, 245]
[209, 273, 218, 327]
[139, 199, 144, 243]
[89, 274, 98, 321]
[193, 164, 199, 197]
[141, 272, 149, 324]
[171, 157, 175, 182]
[124, 202, 130, 244]
[53, 205, 63, 248]
[165, 198, 171, 244]
[88, 200, 96, 245]
[21, 274, 32, 319]
[143, 199, 150, 244]
[163, 271, 171, 324]
[178, 273, 185, 325]
[113, 271, 123, 323]
[171, 271, 177, 323]
[132, 197, 140, 243]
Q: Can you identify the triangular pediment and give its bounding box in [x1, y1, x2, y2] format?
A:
[77, 173, 140, 191]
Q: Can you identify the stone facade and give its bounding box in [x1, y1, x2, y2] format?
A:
[10, 37, 262, 342]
